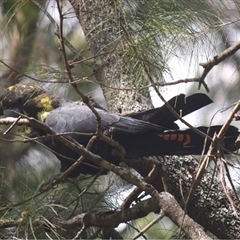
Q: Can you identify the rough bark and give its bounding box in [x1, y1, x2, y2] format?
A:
[69, 0, 152, 112]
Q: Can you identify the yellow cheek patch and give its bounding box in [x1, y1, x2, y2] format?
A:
[37, 111, 51, 122]
[40, 97, 53, 112]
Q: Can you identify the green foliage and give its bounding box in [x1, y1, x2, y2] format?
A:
[0, 0, 240, 239]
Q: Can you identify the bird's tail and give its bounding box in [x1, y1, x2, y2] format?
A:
[124, 93, 213, 129]
[116, 125, 239, 157]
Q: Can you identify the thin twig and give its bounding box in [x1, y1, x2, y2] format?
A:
[132, 210, 165, 240]
[198, 40, 240, 89]
[142, 61, 212, 141]
[223, 159, 240, 203]
[31, 0, 82, 60]
[184, 100, 240, 208]
[3, 116, 22, 135]
[218, 160, 238, 216]
[119, 163, 160, 210]
[55, 0, 126, 161]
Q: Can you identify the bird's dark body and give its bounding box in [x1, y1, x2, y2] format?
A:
[1, 83, 239, 177]
[44, 103, 238, 176]
[44, 103, 167, 176]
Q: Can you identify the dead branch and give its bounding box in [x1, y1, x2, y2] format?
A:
[198, 40, 240, 89]
[59, 193, 211, 240]
[184, 100, 240, 207]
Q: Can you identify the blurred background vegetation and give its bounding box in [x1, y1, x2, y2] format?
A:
[0, 0, 240, 239]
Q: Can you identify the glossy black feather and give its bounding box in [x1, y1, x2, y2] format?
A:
[125, 93, 213, 128]
[43, 102, 238, 176]
[1, 85, 238, 177]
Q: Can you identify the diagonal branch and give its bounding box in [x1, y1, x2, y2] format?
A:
[185, 100, 240, 208]
[198, 40, 240, 89]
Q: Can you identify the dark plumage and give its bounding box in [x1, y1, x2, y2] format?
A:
[1, 83, 239, 177]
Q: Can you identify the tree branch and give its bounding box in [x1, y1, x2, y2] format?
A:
[198, 40, 240, 89]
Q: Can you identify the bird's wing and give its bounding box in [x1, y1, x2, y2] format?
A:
[45, 104, 166, 136]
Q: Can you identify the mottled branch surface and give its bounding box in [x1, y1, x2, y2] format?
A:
[56, 156, 240, 239]
[163, 156, 240, 239]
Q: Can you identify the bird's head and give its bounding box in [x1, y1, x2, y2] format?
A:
[1, 83, 61, 122]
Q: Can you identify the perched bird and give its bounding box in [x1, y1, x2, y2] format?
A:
[1, 83, 238, 177]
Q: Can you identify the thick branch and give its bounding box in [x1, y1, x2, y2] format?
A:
[1, 117, 240, 238]
[59, 192, 211, 240]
